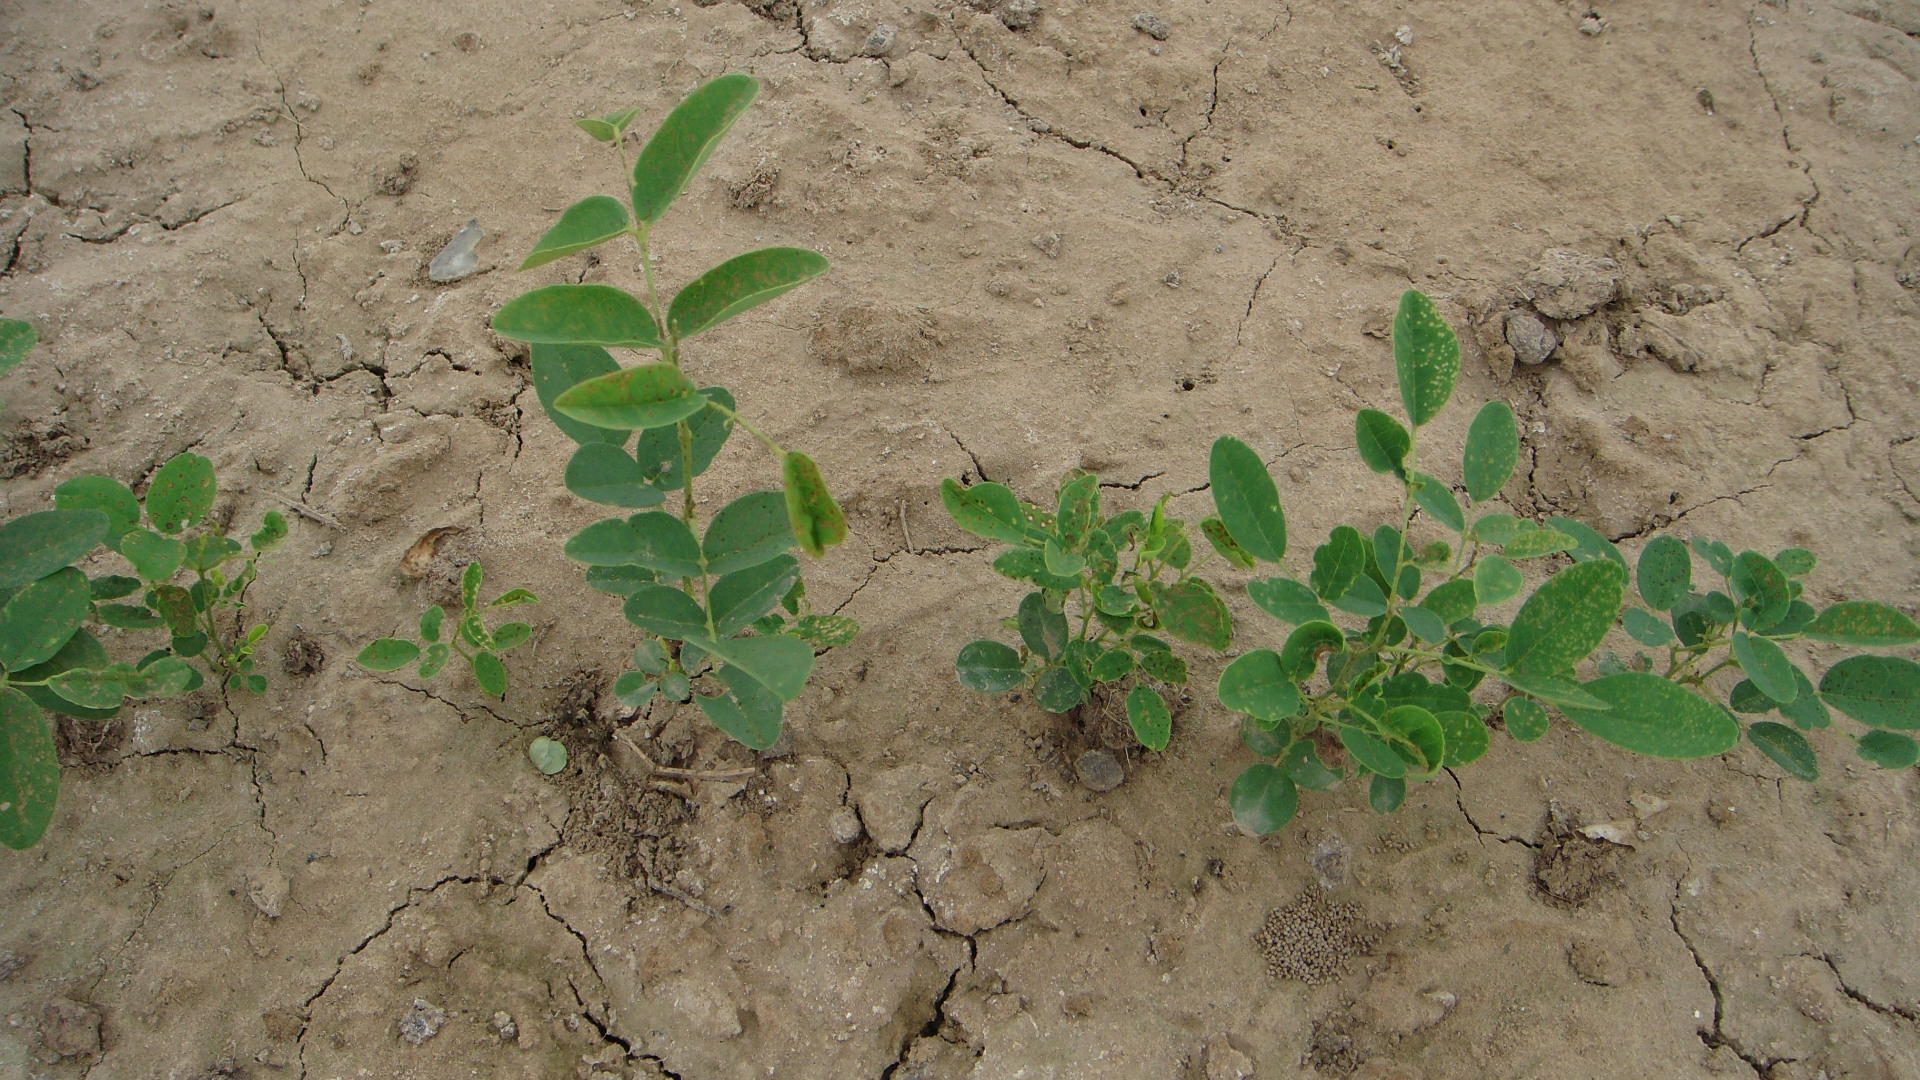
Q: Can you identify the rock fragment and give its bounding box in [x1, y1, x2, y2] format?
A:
[247, 867, 291, 918]
[828, 806, 864, 845]
[1073, 749, 1124, 791]
[999, 0, 1040, 30]
[1132, 13, 1171, 39]
[398, 998, 446, 1045]
[1522, 248, 1620, 319]
[1503, 309, 1558, 365]
[40, 997, 103, 1059]
[861, 24, 897, 57]
[428, 218, 484, 283]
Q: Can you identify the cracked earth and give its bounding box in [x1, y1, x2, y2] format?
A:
[2, 0, 1918, 1077]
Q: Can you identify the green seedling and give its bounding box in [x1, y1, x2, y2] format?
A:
[488, 73, 855, 751]
[0, 319, 35, 404]
[1197, 290, 1920, 833]
[355, 562, 538, 698]
[0, 445, 286, 848]
[942, 472, 1234, 750]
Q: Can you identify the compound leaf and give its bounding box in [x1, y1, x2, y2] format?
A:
[668, 247, 829, 340]
[631, 72, 760, 224]
[1393, 289, 1459, 427]
[1559, 672, 1739, 758]
[521, 195, 632, 270]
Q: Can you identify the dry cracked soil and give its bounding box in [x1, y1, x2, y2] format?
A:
[1, 0, 1918, 1078]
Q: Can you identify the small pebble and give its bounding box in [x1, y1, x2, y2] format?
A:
[490, 1011, 518, 1040]
[1074, 749, 1125, 792]
[398, 998, 447, 1045]
[828, 807, 864, 845]
[1393, 24, 1414, 45]
[861, 24, 897, 57]
[1132, 13, 1171, 40]
[1503, 309, 1558, 365]
[999, 0, 1040, 30]
[428, 218, 484, 283]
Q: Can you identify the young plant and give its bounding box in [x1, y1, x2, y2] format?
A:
[488, 74, 855, 751]
[355, 561, 537, 698]
[1201, 289, 1920, 834]
[941, 472, 1234, 750]
[0, 446, 286, 849]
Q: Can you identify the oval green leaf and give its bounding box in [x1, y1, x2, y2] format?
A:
[622, 584, 711, 640]
[356, 638, 420, 672]
[1437, 710, 1490, 766]
[520, 195, 632, 271]
[1423, 578, 1479, 624]
[55, 476, 140, 541]
[1249, 576, 1329, 625]
[1747, 721, 1817, 781]
[668, 247, 829, 340]
[1558, 672, 1739, 758]
[1501, 527, 1578, 561]
[1636, 535, 1691, 611]
[941, 479, 1029, 544]
[782, 451, 847, 558]
[0, 567, 89, 671]
[1410, 472, 1464, 533]
[1126, 685, 1172, 751]
[1230, 763, 1299, 834]
[1200, 517, 1255, 570]
[0, 319, 36, 379]
[1504, 559, 1624, 677]
[528, 736, 569, 775]
[1384, 704, 1446, 778]
[472, 652, 508, 697]
[1731, 631, 1797, 704]
[1369, 774, 1407, 814]
[1209, 436, 1286, 562]
[1857, 730, 1918, 770]
[1803, 601, 1920, 647]
[494, 284, 663, 348]
[1218, 650, 1302, 725]
[553, 364, 703, 431]
[530, 343, 627, 446]
[1340, 725, 1406, 778]
[1819, 655, 1920, 730]
[705, 490, 795, 575]
[710, 555, 801, 638]
[0, 689, 57, 850]
[1279, 620, 1345, 681]
[956, 639, 1026, 693]
[1354, 409, 1411, 477]
[697, 665, 786, 749]
[1310, 526, 1369, 603]
[1462, 400, 1518, 503]
[1622, 607, 1674, 647]
[1393, 289, 1459, 428]
[631, 72, 760, 224]
[1474, 554, 1524, 607]
[1729, 551, 1791, 628]
[1156, 578, 1232, 651]
[565, 442, 666, 509]
[1503, 696, 1550, 741]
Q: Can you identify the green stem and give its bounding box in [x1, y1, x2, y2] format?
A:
[700, 399, 785, 458]
[634, 227, 667, 347]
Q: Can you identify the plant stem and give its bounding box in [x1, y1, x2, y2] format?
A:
[700, 399, 786, 457]
[634, 228, 667, 345]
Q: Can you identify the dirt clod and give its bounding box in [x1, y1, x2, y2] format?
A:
[397, 998, 445, 1045]
[1073, 749, 1125, 791]
[282, 633, 326, 675]
[40, 996, 103, 1059]
[1132, 13, 1171, 40]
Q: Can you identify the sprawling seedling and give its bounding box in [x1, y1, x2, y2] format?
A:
[356, 561, 537, 698]
[941, 473, 1233, 751]
[0, 406, 286, 848]
[1202, 290, 1919, 832]
[487, 75, 855, 750]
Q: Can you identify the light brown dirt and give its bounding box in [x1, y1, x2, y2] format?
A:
[2, 1, 1918, 1077]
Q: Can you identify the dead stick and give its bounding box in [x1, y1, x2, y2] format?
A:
[614, 730, 758, 781]
[265, 492, 344, 529]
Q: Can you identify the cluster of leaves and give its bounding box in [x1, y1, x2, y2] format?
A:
[486, 74, 855, 751]
[942, 473, 1234, 750]
[356, 562, 538, 698]
[944, 289, 1920, 834]
[1, 449, 286, 848]
[1205, 290, 1920, 833]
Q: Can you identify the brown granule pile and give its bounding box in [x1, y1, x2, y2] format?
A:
[1254, 888, 1381, 984]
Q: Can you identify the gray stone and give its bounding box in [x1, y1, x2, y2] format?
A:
[1074, 749, 1125, 792]
[999, 0, 1040, 30]
[1132, 13, 1171, 39]
[828, 806, 864, 845]
[398, 998, 446, 1045]
[1503, 309, 1559, 365]
[427, 218, 484, 283]
[861, 24, 897, 57]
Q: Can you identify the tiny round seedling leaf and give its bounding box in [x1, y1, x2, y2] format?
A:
[356, 638, 420, 672]
[1230, 763, 1299, 834]
[493, 284, 663, 348]
[1126, 685, 1172, 751]
[1393, 289, 1460, 427]
[1462, 400, 1519, 503]
[520, 195, 632, 271]
[782, 451, 847, 558]
[1819, 655, 1920, 730]
[528, 736, 569, 775]
[1208, 436, 1286, 562]
[1747, 721, 1818, 781]
[668, 247, 830, 340]
[1856, 730, 1918, 770]
[553, 365, 704, 431]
